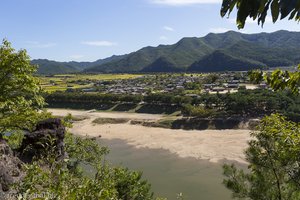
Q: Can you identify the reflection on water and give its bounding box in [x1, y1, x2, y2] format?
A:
[99, 139, 234, 200]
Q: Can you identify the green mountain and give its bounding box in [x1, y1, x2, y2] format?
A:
[32, 59, 80, 74]
[142, 57, 183, 72]
[34, 30, 300, 74]
[32, 55, 125, 75]
[84, 37, 214, 73]
[85, 30, 300, 73]
[189, 50, 265, 72]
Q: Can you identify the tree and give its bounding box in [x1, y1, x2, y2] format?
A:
[202, 74, 219, 84]
[223, 114, 300, 200]
[0, 40, 45, 138]
[249, 67, 300, 94]
[221, 0, 300, 29]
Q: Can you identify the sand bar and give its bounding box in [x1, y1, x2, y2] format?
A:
[49, 108, 252, 164]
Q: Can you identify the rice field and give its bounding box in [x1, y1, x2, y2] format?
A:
[39, 74, 143, 92]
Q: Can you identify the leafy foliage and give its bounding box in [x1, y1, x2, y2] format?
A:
[0, 40, 45, 136]
[182, 104, 215, 118]
[221, 0, 300, 29]
[223, 114, 300, 199]
[4, 131, 24, 150]
[250, 66, 300, 94]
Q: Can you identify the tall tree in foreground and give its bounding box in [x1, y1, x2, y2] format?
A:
[0, 39, 45, 138]
[223, 114, 300, 200]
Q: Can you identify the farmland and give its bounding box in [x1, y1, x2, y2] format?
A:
[39, 74, 143, 92]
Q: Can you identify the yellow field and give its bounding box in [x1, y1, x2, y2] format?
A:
[52, 74, 143, 80]
[39, 74, 143, 92]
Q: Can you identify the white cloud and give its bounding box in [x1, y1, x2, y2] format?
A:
[209, 27, 230, 33]
[25, 41, 57, 48]
[159, 36, 168, 40]
[81, 41, 117, 47]
[70, 55, 85, 59]
[150, 0, 220, 6]
[163, 26, 175, 31]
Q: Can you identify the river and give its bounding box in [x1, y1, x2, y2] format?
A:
[101, 139, 236, 200]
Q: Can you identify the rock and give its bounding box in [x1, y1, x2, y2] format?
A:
[11, 169, 20, 177]
[19, 118, 67, 162]
[0, 142, 13, 156]
[0, 166, 13, 191]
[0, 141, 24, 193]
[0, 118, 68, 194]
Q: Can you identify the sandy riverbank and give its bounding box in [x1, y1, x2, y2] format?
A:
[49, 108, 252, 164]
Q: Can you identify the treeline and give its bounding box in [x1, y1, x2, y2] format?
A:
[46, 92, 143, 104]
[46, 92, 190, 105]
[45, 89, 300, 121]
[184, 89, 300, 121]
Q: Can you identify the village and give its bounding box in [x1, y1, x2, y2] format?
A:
[60, 72, 267, 96]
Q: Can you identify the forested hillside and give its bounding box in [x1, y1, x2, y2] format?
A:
[34, 30, 300, 74]
[32, 55, 125, 75]
[85, 30, 300, 73]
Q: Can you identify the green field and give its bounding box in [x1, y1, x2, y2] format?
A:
[39, 74, 143, 92]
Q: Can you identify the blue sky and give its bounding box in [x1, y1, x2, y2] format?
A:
[1, 0, 299, 62]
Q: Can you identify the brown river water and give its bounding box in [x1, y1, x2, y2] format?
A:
[100, 139, 239, 200]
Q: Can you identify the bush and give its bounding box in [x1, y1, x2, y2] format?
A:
[182, 104, 215, 118]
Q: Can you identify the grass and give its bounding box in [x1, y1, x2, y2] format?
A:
[157, 119, 175, 128]
[54, 115, 90, 121]
[71, 115, 90, 121]
[130, 116, 178, 129]
[92, 118, 130, 124]
[168, 111, 182, 117]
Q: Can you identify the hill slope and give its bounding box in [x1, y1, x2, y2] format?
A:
[33, 55, 125, 75]
[32, 59, 80, 75]
[85, 30, 300, 73]
[34, 30, 300, 74]
[189, 50, 265, 72]
[142, 57, 183, 72]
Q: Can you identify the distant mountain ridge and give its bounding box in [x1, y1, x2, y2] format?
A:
[33, 30, 300, 74]
[32, 55, 126, 75]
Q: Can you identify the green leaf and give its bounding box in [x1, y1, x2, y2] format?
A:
[271, 0, 279, 22]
